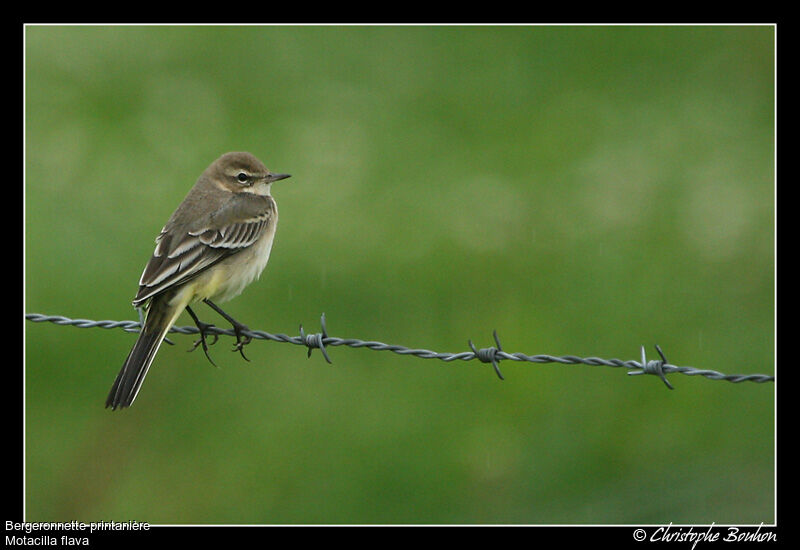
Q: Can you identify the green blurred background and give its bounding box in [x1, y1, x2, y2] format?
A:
[24, 25, 774, 525]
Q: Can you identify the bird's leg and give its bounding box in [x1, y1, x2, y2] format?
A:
[186, 305, 218, 367]
[203, 299, 253, 361]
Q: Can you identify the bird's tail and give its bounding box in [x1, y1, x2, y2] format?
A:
[106, 297, 181, 410]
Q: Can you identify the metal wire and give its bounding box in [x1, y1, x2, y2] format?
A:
[24, 312, 775, 387]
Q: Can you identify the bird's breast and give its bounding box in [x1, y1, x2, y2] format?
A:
[196, 207, 278, 304]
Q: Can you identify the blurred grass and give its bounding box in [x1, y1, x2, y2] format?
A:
[24, 25, 774, 524]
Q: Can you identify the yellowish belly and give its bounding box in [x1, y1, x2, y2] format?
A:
[168, 219, 277, 308]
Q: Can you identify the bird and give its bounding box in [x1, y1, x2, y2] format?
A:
[105, 152, 290, 410]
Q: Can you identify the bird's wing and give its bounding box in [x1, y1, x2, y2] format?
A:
[132, 194, 274, 307]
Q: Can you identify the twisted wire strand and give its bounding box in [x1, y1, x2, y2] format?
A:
[24, 313, 775, 386]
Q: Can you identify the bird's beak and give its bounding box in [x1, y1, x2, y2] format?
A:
[265, 173, 291, 183]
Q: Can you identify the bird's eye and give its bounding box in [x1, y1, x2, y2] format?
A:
[236, 172, 249, 184]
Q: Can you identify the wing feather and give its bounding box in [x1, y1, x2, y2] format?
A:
[132, 195, 274, 307]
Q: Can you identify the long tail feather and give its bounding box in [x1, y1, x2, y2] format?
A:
[106, 299, 179, 410]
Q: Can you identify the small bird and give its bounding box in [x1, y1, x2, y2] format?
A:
[106, 152, 290, 410]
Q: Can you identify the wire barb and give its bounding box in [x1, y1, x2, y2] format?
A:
[298, 312, 332, 364]
[25, 313, 775, 387]
[468, 330, 505, 380]
[628, 344, 674, 389]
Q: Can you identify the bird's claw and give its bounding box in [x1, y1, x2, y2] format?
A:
[188, 321, 219, 367]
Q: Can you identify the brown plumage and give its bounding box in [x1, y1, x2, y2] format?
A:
[106, 152, 290, 410]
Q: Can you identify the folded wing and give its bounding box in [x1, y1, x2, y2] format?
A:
[133, 194, 274, 307]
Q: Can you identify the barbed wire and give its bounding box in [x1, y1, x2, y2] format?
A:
[24, 312, 775, 388]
